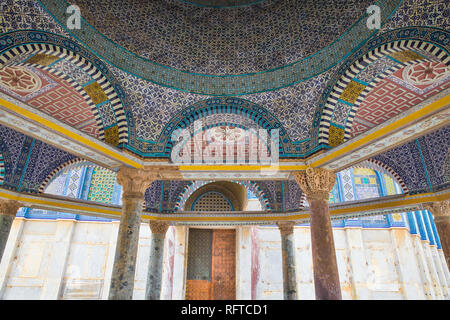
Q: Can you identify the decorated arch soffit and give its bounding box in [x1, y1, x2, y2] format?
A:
[0, 124, 79, 193]
[315, 26, 450, 148]
[372, 125, 450, 195]
[38, 0, 402, 96]
[174, 180, 272, 212]
[132, 97, 299, 158]
[0, 30, 130, 147]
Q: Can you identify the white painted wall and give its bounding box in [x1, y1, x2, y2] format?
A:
[0, 218, 448, 300]
[254, 226, 450, 300]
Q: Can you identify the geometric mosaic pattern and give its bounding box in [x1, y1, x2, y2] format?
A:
[192, 191, 234, 211]
[351, 62, 450, 137]
[380, 0, 448, 33]
[87, 167, 116, 204]
[39, 0, 400, 95]
[50, 58, 92, 86]
[23, 68, 100, 138]
[353, 168, 380, 200]
[112, 65, 335, 155]
[0, 65, 42, 93]
[353, 158, 409, 194]
[182, 0, 265, 7]
[283, 179, 303, 211]
[0, 124, 80, 193]
[18, 138, 78, 194]
[38, 158, 86, 193]
[64, 168, 83, 198]
[338, 169, 356, 202]
[174, 180, 271, 212]
[373, 126, 450, 194]
[122, 97, 295, 157]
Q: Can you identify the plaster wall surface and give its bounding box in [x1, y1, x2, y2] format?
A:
[0, 219, 448, 300]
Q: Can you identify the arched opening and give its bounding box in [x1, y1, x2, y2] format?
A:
[317, 30, 450, 148]
[0, 35, 129, 146]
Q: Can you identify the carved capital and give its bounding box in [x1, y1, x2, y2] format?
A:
[116, 166, 158, 198]
[149, 221, 170, 234]
[277, 221, 296, 236]
[423, 200, 450, 218]
[293, 167, 336, 201]
[0, 200, 22, 217]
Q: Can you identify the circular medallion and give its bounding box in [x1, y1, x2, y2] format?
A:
[403, 61, 449, 86]
[0, 66, 42, 93]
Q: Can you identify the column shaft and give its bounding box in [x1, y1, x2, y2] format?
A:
[0, 215, 14, 263]
[108, 167, 159, 300]
[293, 167, 342, 300]
[145, 221, 169, 300]
[424, 201, 450, 269]
[278, 221, 297, 300]
[434, 216, 450, 269]
[309, 198, 342, 300]
[109, 195, 144, 300]
[0, 200, 22, 263]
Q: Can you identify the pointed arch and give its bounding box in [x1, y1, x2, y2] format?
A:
[175, 180, 272, 212]
[38, 158, 92, 193]
[316, 27, 450, 148]
[352, 158, 409, 194]
[0, 30, 130, 145]
[158, 97, 292, 158]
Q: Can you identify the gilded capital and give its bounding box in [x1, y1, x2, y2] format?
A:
[116, 166, 158, 198]
[0, 200, 22, 217]
[149, 221, 170, 234]
[293, 167, 336, 201]
[423, 200, 449, 218]
[277, 221, 296, 236]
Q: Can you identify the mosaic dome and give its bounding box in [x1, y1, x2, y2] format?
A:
[41, 0, 401, 94]
[180, 0, 266, 7]
[69, 0, 374, 75]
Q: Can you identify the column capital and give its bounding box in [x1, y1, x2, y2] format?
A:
[277, 221, 296, 236]
[423, 200, 450, 218]
[292, 166, 336, 201]
[116, 166, 158, 198]
[149, 221, 170, 234]
[0, 200, 22, 217]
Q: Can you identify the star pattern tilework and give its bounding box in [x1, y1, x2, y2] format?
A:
[19, 139, 77, 193]
[380, 0, 448, 32]
[416, 126, 449, 190]
[87, 167, 116, 204]
[0, 0, 68, 35]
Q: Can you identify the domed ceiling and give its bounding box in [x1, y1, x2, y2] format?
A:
[40, 0, 401, 95]
[180, 0, 266, 7]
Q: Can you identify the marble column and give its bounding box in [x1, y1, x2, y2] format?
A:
[424, 200, 450, 269]
[145, 221, 169, 300]
[294, 167, 342, 300]
[109, 167, 157, 300]
[0, 200, 22, 263]
[277, 221, 298, 300]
